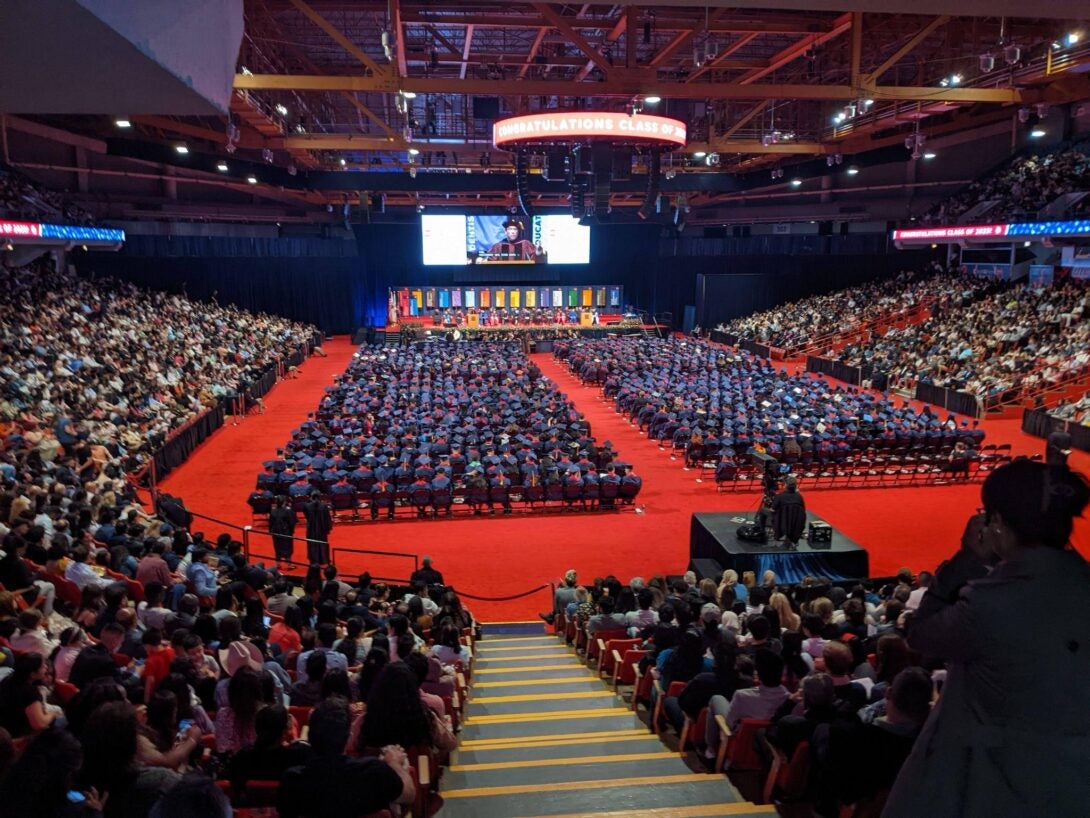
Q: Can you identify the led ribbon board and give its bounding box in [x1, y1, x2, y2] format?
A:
[493, 112, 688, 148]
[0, 221, 125, 243]
[892, 220, 1090, 244]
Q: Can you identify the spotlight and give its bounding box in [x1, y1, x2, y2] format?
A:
[274, 103, 288, 116]
[416, 203, 425, 212]
[1004, 44, 1021, 64]
[644, 95, 661, 105]
[1018, 106, 1031, 123]
[923, 152, 937, 160]
[408, 147, 420, 156]
[3, 241, 13, 251]
[1036, 103, 1049, 118]
[216, 161, 229, 172]
[261, 148, 274, 163]
[246, 175, 258, 184]
[339, 157, 347, 166]
[847, 166, 859, 175]
[790, 178, 802, 187]
[833, 112, 846, 124]
[1066, 32, 1080, 47]
[409, 166, 417, 178]
[761, 134, 772, 146]
[1030, 129, 1046, 138]
[175, 144, 189, 154]
[287, 164, 297, 176]
[664, 168, 677, 180]
[401, 90, 417, 99]
[950, 73, 962, 85]
[224, 142, 236, 154]
[826, 155, 835, 167]
[979, 53, 995, 72]
[835, 154, 843, 165]
[115, 119, 131, 129]
[705, 153, 720, 166]
[1024, 241, 1032, 247]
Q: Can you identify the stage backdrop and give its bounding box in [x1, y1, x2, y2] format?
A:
[76, 223, 918, 335]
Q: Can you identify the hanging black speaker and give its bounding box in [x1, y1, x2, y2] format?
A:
[515, 149, 533, 217]
[637, 150, 661, 221]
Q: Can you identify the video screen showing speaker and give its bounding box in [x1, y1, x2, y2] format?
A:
[421, 214, 590, 266]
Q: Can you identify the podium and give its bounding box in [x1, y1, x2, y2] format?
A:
[467, 312, 480, 328]
[579, 310, 593, 327]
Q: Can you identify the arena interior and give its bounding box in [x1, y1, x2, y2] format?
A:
[1, 2, 1089, 817]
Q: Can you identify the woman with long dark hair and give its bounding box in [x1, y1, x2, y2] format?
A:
[0, 728, 103, 817]
[80, 701, 181, 817]
[226, 704, 313, 791]
[138, 689, 202, 771]
[356, 662, 455, 754]
[214, 666, 266, 754]
[0, 652, 62, 736]
[356, 636, 390, 701]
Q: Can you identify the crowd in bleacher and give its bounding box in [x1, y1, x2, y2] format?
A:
[0, 449, 476, 818]
[711, 265, 979, 352]
[545, 458, 1090, 816]
[0, 166, 94, 225]
[0, 259, 316, 478]
[1048, 389, 1090, 426]
[837, 278, 1090, 398]
[924, 141, 1090, 224]
[251, 342, 641, 524]
[558, 336, 983, 461]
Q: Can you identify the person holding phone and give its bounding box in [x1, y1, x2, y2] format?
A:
[886, 459, 1090, 818]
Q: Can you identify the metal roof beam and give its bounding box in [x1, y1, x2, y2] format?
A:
[865, 16, 950, 83]
[286, 0, 386, 77]
[235, 73, 1036, 104]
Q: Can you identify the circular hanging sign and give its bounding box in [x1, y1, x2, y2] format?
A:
[493, 111, 687, 148]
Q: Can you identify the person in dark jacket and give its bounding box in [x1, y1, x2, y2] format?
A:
[268, 497, 297, 567]
[302, 493, 332, 566]
[772, 477, 806, 547]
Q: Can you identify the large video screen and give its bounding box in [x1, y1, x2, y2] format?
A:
[421, 214, 590, 265]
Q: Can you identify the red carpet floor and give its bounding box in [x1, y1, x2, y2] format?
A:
[161, 339, 1090, 622]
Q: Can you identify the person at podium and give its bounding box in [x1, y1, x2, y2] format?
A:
[488, 218, 536, 261]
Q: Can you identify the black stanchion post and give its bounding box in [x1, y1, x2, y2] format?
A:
[242, 525, 251, 563]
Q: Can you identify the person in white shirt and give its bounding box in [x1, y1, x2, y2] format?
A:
[9, 609, 59, 656]
[64, 545, 110, 590]
[625, 589, 659, 635]
[904, 571, 933, 612]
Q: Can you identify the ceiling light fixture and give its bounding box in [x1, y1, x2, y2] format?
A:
[923, 151, 937, 159]
[644, 95, 661, 105]
[408, 147, 420, 156]
[274, 103, 288, 116]
[246, 175, 258, 184]
[401, 90, 417, 99]
[1030, 129, 1047, 138]
[175, 144, 189, 154]
[790, 178, 802, 187]
[216, 161, 229, 172]
[115, 118, 131, 129]
[847, 166, 859, 175]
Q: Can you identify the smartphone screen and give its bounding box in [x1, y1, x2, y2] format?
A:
[66, 791, 86, 804]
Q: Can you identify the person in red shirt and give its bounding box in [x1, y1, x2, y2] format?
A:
[141, 627, 175, 703]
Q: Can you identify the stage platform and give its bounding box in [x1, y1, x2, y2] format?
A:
[689, 511, 869, 584]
